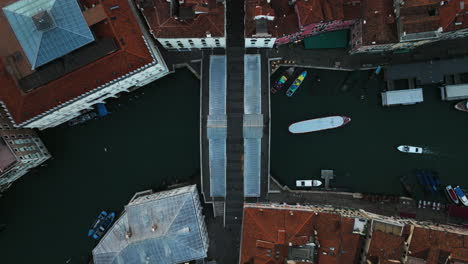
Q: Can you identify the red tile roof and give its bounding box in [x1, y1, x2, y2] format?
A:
[245, 0, 299, 38]
[367, 230, 405, 263]
[240, 206, 363, 264]
[397, 0, 468, 36]
[360, 0, 399, 45]
[0, 0, 154, 126]
[138, 0, 224, 39]
[408, 226, 468, 263]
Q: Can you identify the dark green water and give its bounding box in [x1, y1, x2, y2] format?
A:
[0, 69, 200, 263]
[271, 68, 468, 194]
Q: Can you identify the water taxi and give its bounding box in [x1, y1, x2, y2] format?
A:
[397, 145, 423, 154]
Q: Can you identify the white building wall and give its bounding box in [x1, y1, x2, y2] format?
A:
[159, 37, 226, 50]
[245, 37, 276, 48]
[24, 63, 169, 129]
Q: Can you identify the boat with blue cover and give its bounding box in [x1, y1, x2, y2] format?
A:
[286, 71, 307, 97]
[93, 212, 115, 239]
[454, 186, 468, 206]
[88, 211, 107, 237]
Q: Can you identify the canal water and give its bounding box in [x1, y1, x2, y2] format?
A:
[271, 67, 468, 195]
[0, 69, 200, 263]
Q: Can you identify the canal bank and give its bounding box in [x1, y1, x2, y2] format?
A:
[271, 67, 468, 195]
[0, 68, 200, 263]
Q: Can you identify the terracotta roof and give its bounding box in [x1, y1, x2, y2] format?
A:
[360, 0, 399, 45]
[397, 0, 468, 36]
[295, 0, 361, 28]
[408, 226, 468, 263]
[0, 0, 154, 126]
[240, 206, 363, 264]
[367, 230, 405, 263]
[245, 0, 298, 38]
[138, 0, 224, 38]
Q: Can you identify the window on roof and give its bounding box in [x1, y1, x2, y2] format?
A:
[428, 8, 438, 16]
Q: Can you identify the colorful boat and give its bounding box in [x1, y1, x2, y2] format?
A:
[289, 116, 351, 134]
[88, 211, 108, 237]
[445, 185, 459, 205]
[271, 67, 294, 94]
[397, 145, 423, 154]
[454, 186, 468, 206]
[455, 100, 468, 112]
[286, 71, 307, 97]
[93, 212, 116, 240]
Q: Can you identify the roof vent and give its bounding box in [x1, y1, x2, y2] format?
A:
[206, 31, 212, 38]
[126, 228, 132, 239]
[151, 224, 158, 232]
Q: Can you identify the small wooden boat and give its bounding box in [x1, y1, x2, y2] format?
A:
[286, 71, 307, 97]
[88, 211, 107, 237]
[271, 67, 294, 94]
[446, 185, 459, 204]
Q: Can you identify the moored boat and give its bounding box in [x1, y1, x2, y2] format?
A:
[93, 212, 116, 240]
[289, 116, 351, 134]
[88, 211, 108, 237]
[286, 71, 307, 97]
[68, 111, 97, 126]
[271, 67, 294, 94]
[397, 145, 423, 154]
[445, 185, 459, 205]
[296, 180, 323, 187]
[454, 186, 468, 206]
[455, 100, 468, 112]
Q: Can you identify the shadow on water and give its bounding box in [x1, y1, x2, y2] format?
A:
[271, 67, 468, 195]
[0, 68, 200, 263]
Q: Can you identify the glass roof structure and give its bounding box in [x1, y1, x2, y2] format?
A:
[3, 0, 95, 69]
[243, 55, 262, 197]
[93, 185, 208, 264]
[207, 55, 227, 197]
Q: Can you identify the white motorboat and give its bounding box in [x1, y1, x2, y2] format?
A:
[296, 180, 323, 187]
[397, 145, 423, 154]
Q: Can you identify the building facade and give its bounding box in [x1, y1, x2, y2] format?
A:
[245, 0, 361, 48]
[137, 0, 226, 50]
[0, 109, 50, 193]
[0, 0, 170, 130]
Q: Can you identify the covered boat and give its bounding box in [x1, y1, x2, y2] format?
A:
[271, 67, 294, 94]
[286, 71, 307, 97]
[446, 185, 459, 204]
[289, 116, 351, 134]
[455, 100, 468, 112]
[454, 186, 468, 206]
[93, 212, 116, 240]
[397, 145, 423, 154]
[88, 211, 107, 237]
[296, 180, 322, 187]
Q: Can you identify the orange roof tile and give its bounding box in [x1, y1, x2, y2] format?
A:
[408, 226, 468, 263]
[360, 0, 399, 45]
[245, 0, 299, 38]
[138, 0, 224, 39]
[240, 206, 363, 264]
[0, 0, 154, 126]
